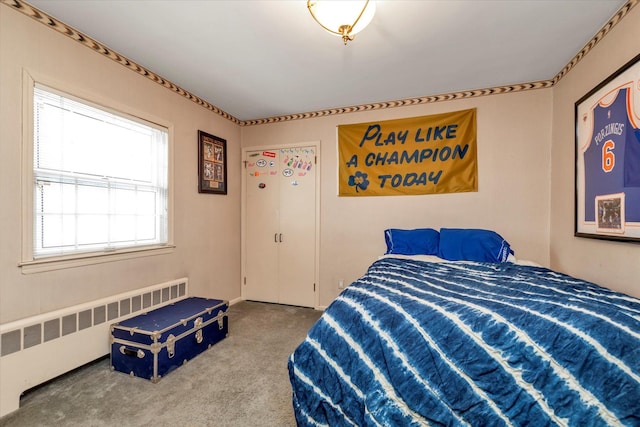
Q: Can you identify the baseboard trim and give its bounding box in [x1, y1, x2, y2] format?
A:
[229, 297, 243, 306]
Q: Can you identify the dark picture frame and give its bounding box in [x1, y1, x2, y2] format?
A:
[575, 52, 640, 243]
[198, 130, 227, 195]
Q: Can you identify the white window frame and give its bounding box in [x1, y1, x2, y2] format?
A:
[20, 71, 174, 274]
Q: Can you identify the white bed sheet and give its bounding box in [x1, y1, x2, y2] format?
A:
[378, 253, 541, 267]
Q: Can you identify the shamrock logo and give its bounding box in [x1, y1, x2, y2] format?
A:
[348, 171, 369, 193]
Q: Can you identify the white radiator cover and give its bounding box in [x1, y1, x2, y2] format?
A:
[0, 278, 188, 418]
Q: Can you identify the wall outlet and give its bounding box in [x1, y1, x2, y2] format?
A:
[338, 279, 345, 289]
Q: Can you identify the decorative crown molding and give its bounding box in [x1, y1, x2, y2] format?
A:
[1, 0, 241, 125]
[241, 81, 555, 126]
[3, 0, 637, 127]
[551, 0, 638, 84]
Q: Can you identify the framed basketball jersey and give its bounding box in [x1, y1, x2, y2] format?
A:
[576, 53, 640, 242]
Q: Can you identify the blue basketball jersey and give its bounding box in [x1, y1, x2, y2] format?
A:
[624, 126, 640, 187]
[583, 87, 640, 222]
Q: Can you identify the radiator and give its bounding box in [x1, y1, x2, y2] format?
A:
[0, 277, 188, 418]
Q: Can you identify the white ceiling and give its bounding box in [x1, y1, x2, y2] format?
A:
[26, 0, 626, 122]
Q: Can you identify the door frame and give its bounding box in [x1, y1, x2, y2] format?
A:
[240, 141, 321, 309]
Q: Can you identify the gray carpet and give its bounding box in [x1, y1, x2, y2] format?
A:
[0, 301, 322, 427]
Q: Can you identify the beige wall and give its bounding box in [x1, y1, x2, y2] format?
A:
[3, 1, 638, 323]
[550, 6, 640, 298]
[242, 89, 553, 306]
[0, 5, 242, 323]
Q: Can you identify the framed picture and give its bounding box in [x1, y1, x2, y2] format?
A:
[575, 52, 640, 242]
[198, 130, 227, 194]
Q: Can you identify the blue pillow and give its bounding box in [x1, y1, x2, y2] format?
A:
[384, 228, 440, 256]
[438, 228, 513, 262]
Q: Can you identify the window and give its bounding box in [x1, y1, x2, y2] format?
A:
[30, 83, 169, 261]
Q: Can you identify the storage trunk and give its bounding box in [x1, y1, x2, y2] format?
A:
[110, 297, 228, 382]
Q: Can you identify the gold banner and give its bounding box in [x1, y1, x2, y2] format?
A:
[338, 108, 477, 196]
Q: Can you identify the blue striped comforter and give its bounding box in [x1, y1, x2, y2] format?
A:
[288, 258, 640, 426]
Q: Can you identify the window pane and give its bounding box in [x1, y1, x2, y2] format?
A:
[77, 215, 108, 245]
[137, 190, 157, 215]
[136, 216, 157, 241]
[32, 84, 169, 258]
[37, 215, 76, 250]
[112, 188, 137, 215]
[77, 185, 108, 214]
[36, 103, 160, 183]
[111, 215, 135, 243]
[37, 181, 76, 214]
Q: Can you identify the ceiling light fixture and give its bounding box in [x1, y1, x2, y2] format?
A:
[307, 0, 376, 45]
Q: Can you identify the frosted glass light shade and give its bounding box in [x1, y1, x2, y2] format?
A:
[308, 1, 376, 44]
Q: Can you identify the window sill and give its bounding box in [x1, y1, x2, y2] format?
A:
[19, 245, 176, 274]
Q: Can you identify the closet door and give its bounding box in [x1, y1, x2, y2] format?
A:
[277, 147, 316, 307]
[244, 150, 280, 303]
[243, 145, 317, 308]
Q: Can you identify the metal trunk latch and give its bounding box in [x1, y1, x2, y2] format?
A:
[217, 311, 225, 330]
[166, 334, 176, 358]
[194, 317, 204, 344]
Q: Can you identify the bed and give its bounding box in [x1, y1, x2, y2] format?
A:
[288, 229, 640, 426]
